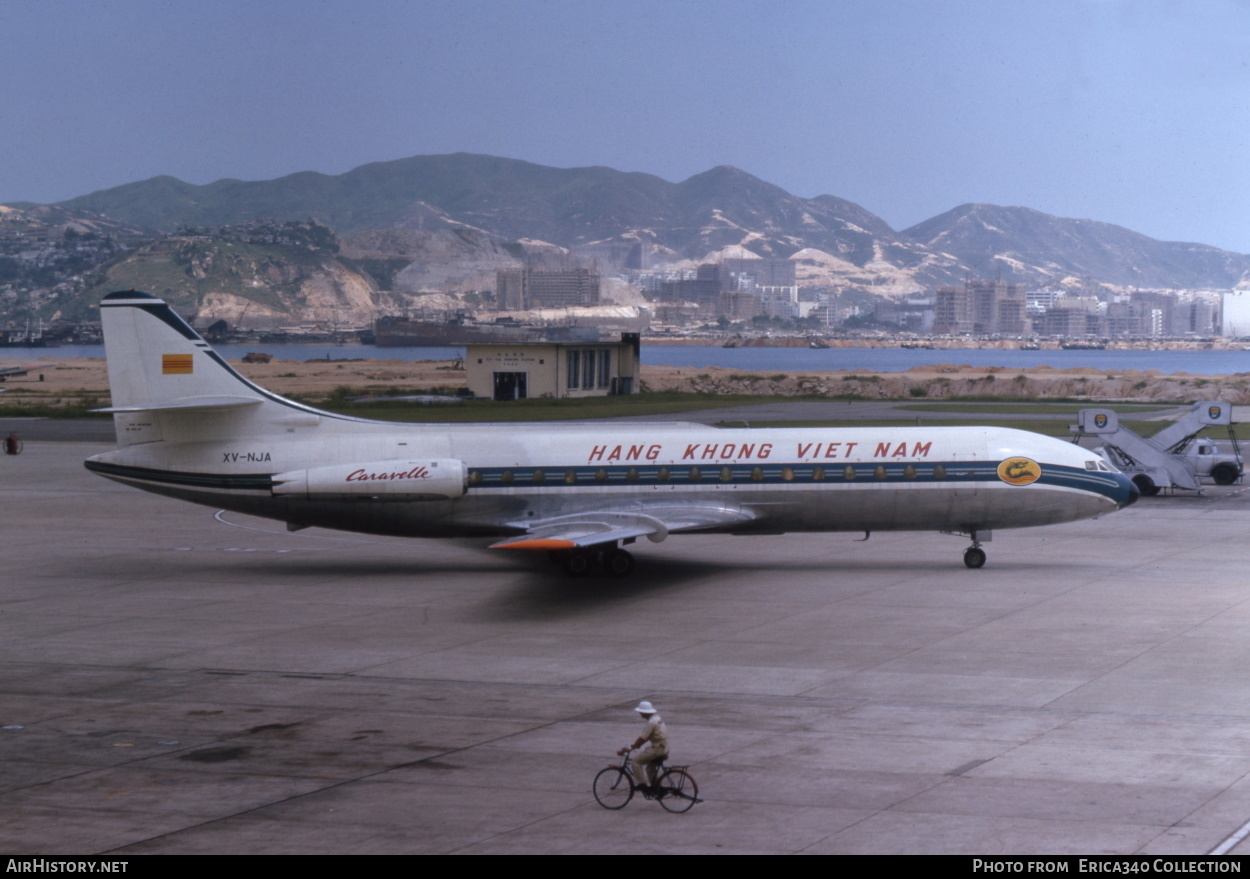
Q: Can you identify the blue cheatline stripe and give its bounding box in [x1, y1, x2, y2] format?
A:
[84, 459, 274, 491]
[85, 458, 1131, 504]
[465, 460, 1127, 499]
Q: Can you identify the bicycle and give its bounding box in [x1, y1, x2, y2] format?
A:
[592, 752, 701, 812]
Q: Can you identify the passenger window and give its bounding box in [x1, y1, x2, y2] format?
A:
[469, 470, 482, 485]
[904, 465, 917, 479]
[657, 467, 671, 482]
[501, 470, 514, 485]
[720, 466, 733, 482]
[933, 464, 947, 479]
[843, 465, 856, 480]
[595, 468, 608, 483]
[750, 466, 763, 482]
[873, 465, 887, 480]
[688, 467, 702, 482]
[564, 469, 577, 484]
[531, 469, 546, 484]
[626, 468, 639, 482]
[812, 466, 825, 481]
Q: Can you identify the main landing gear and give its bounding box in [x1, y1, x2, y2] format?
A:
[549, 545, 636, 578]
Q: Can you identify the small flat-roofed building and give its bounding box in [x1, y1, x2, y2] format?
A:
[466, 334, 641, 401]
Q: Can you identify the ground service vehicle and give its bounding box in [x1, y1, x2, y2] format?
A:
[1071, 401, 1242, 496]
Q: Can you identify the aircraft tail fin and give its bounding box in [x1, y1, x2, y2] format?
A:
[98, 291, 322, 445]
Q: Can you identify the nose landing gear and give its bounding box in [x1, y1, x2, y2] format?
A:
[963, 545, 987, 569]
[944, 528, 990, 569]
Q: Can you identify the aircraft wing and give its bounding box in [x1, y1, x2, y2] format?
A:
[489, 505, 756, 551]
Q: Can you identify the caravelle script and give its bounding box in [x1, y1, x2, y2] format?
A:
[345, 465, 432, 482]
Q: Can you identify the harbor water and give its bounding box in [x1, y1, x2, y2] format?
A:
[4, 343, 1250, 376]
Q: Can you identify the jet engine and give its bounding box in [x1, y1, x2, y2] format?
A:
[271, 459, 468, 500]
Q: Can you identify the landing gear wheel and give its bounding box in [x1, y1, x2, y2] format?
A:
[602, 548, 635, 578]
[964, 546, 987, 569]
[562, 551, 593, 577]
[657, 768, 699, 813]
[1132, 474, 1160, 497]
[593, 767, 634, 809]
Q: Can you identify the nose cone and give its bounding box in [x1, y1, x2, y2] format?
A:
[1117, 473, 1139, 509]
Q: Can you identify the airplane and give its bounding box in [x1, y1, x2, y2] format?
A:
[85, 291, 1138, 574]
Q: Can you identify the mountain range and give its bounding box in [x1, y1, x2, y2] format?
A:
[12, 152, 1250, 293]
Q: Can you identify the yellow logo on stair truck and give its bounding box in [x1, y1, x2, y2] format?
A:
[997, 457, 1041, 485]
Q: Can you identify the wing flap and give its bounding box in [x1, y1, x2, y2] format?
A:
[488, 505, 756, 551]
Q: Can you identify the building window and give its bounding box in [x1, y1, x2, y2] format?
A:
[567, 350, 581, 389]
[599, 350, 612, 388]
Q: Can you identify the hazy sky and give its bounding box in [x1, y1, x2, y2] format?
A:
[2, 0, 1247, 251]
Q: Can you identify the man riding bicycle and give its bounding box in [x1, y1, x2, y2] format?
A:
[617, 700, 669, 793]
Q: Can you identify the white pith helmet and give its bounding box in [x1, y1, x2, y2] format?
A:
[634, 700, 657, 715]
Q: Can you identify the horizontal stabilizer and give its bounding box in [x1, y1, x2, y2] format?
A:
[94, 395, 264, 414]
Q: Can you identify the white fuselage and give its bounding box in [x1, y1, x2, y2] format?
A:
[87, 416, 1135, 540]
[84, 290, 1138, 562]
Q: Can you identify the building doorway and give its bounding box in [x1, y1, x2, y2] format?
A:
[493, 372, 528, 401]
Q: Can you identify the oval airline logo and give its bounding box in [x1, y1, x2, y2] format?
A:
[1094, 413, 1109, 429]
[1210, 405, 1222, 420]
[997, 457, 1042, 486]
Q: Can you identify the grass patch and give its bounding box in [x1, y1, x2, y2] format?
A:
[727, 418, 1171, 438]
[296, 391, 837, 423]
[898, 401, 1173, 415]
[0, 396, 111, 418]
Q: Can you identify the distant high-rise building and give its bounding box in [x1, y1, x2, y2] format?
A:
[1222, 292, 1250, 337]
[933, 280, 1026, 334]
[495, 267, 601, 310]
[723, 258, 797, 288]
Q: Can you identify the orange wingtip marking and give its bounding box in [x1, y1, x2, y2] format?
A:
[494, 539, 578, 551]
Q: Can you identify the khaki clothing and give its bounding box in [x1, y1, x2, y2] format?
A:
[634, 713, 669, 788]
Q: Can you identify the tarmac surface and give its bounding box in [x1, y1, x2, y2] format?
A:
[8, 432, 1250, 854]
